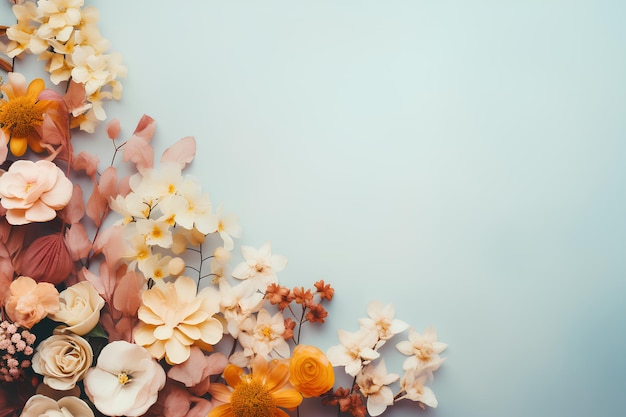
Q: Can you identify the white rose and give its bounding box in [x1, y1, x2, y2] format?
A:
[20, 395, 94, 417]
[48, 281, 105, 336]
[31, 333, 93, 391]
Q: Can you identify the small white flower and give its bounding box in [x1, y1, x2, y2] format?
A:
[359, 301, 409, 347]
[356, 360, 399, 416]
[135, 218, 173, 249]
[397, 368, 438, 408]
[396, 326, 447, 372]
[326, 328, 380, 376]
[231, 242, 287, 290]
[218, 280, 264, 338]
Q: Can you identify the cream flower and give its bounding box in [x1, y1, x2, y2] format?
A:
[231, 242, 287, 290]
[84, 341, 166, 417]
[397, 368, 438, 408]
[238, 308, 289, 360]
[327, 328, 380, 376]
[356, 360, 399, 416]
[135, 218, 173, 248]
[4, 276, 59, 329]
[0, 160, 73, 225]
[48, 281, 105, 335]
[358, 301, 409, 347]
[31, 333, 93, 391]
[205, 205, 241, 250]
[20, 395, 94, 417]
[218, 279, 264, 338]
[396, 326, 447, 372]
[133, 276, 223, 364]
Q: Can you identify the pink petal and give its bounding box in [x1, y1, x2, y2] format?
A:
[160, 136, 196, 170]
[59, 184, 85, 225]
[107, 118, 121, 140]
[64, 222, 92, 261]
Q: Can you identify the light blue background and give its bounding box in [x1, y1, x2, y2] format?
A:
[4, 1, 626, 416]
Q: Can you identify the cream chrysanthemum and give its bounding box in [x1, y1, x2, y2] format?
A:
[133, 276, 223, 364]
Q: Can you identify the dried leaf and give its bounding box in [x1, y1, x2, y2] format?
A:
[60, 184, 85, 224]
[63, 80, 91, 117]
[85, 183, 107, 227]
[107, 118, 121, 140]
[64, 223, 92, 261]
[160, 136, 196, 169]
[98, 166, 118, 201]
[20, 233, 73, 285]
[132, 114, 156, 142]
[73, 151, 100, 179]
[93, 224, 127, 271]
[112, 270, 144, 316]
[122, 135, 154, 171]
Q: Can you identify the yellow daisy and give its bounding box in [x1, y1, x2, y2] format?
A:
[209, 356, 303, 417]
[0, 73, 56, 156]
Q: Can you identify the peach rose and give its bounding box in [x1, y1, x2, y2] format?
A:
[49, 281, 105, 335]
[4, 276, 59, 329]
[0, 159, 73, 225]
[32, 333, 93, 391]
[289, 344, 335, 397]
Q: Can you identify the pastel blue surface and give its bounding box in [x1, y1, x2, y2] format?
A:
[3, 1, 625, 416]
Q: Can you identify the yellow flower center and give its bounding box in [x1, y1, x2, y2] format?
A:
[150, 226, 163, 239]
[118, 371, 130, 385]
[167, 183, 176, 194]
[417, 343, 434, 360]
[230, 379, 276, 417]
[260, 325, 273, 340]
[0, 96, 45, 139]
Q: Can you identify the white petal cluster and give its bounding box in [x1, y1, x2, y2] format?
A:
[327, 301, 447, 412]
[4, 0, 126, 131]
[110, 163, 240, 282]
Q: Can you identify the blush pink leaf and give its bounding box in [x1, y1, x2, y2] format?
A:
[160, 136, 196, 169]
[64, 223, 92, 261]
[107, 118, 121, 140]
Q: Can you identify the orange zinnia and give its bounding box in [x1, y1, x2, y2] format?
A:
[0, 73, 57, 156]
[209, 356, 302, 417]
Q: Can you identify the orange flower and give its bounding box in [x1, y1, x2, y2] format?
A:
[4, 276, 60, 329]
[209, 356, 302, 417]
[289, 345, 335, 398]
[0, 73, 57, 158]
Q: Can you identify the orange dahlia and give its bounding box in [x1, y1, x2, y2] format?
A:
[209, 356, 302, 417]
[0, 73, 57, 157]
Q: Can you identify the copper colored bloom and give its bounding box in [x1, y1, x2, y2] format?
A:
[314, 280, 334, 301]
[293, 287, 313, 306]
[265, 283, 293, 311]
[283, 318, 296, 340]
[209, 356, 302, 417]
[0, 73, 57, 157]
[306, 303, 328, 324]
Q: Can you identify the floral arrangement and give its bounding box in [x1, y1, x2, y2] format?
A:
[0, 2, 447, 417]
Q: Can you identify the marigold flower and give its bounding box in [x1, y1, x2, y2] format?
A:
[208, 355, 302, 417]
[289, 344, 335, 398]
[4, 276, 59, 329]
[0, 73, 57, 158]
